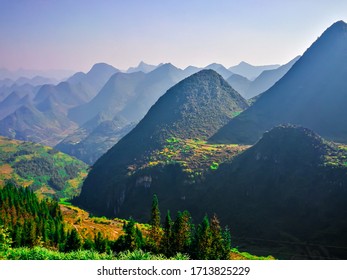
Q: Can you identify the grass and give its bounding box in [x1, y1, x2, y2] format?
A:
[230, 248, 275, 260]
[0, 247, 189, 260]
[60, 205, 125, 241]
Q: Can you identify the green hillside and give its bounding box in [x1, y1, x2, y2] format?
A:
[0, 136, 88, 199]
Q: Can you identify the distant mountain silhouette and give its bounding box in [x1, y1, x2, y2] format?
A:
[67, 63, 120, 101]
[68, 63, 189, 126]
[127, 61, 162, 73]
[0, 67, 74, 81]
[245, 56, 300, 99]
[204, 63, 233, 79]
[226, 74, 251, 98]
[212, 21, 347, 144]
[229, 61, 279, 80]
[227, 56, 300, 99]
[0, 104, 77, 146]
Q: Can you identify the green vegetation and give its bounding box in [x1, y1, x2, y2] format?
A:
[0, 182, 65, 249]
[140, 137, 247, 181]
[0, 136, 88, 199]
[0, 247, 189, 260]
[1, 186, 270, 260]
[324, 144, 347, 167]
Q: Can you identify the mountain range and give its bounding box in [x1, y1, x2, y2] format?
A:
[212, 20, 347, 145]
[227, 56, 300, 99]
[74, 69, 248, 214]
[228, 61, 280, 80]
[71, 21, 347, 259]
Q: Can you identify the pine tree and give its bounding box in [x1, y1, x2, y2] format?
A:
[65, 228, 82, 252]
[94, 231, 110, 253]
[210, 213, 229, 259]
[194, 215, 213, 259]
[148, 194, 161, 252]
[115, 217, 144, 252]
[160, 210, 173, 256]
[172, 211, 192, 254]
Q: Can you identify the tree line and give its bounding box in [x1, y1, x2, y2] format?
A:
[113, 194, 232, 259]
[1, 184, 232, 259]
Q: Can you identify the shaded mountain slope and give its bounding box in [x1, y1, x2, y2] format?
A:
[75, 70, 248, 216]
[211, 21, 347, 144]
[56, 115, 136, 164]
[201, 125, 347, 259]
[245, 56, 300, 99]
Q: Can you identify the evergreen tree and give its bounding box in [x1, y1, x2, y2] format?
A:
[194, 215, 213, 259]
[65, 228, 82, 252]
[148, 194, 162, 252]
[115, 218, 144, 252]
[210, 213, 229, 259]
[94, 231, 110, 253]
[160, 210, 173, 256]
[0, 182, 66, 250]
[172, 211, 193, 254]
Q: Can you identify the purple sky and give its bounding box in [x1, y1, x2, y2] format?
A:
[1, 0, 346, 72]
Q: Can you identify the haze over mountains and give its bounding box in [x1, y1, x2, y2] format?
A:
[75, 69, 248, 213]
[212, 20, 347, 144]
[70, 21, 347, 258]
[229, 61, 280, 80]
[1, 20, 347, 259]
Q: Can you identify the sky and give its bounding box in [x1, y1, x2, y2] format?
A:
[1, 0, 347, 73]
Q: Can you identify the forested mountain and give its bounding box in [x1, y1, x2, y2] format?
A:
[211, 21, 347, 144]
[75, 69, 248, 217]
[0, 136, 88, 199]
[201, 125, 347, 259]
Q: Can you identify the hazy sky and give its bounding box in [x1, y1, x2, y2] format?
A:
[1, 0, 347, 72]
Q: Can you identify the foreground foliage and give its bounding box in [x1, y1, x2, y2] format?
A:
[0, 184, 272, 260]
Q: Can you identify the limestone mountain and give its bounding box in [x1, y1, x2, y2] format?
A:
[202, 125, 347, 259]
[226, 74, 251, 98]
[212, 21, 347, 144]
[227, 56, 300, 99]
[127, 61, 162, 73]
[68, 64, 188, 126]
[244, 56, 300, 99]
[74, 69, 248, 216]
[204, 63, 233, 79]
[67, 62, 120, 101]
[229, 61, 280, 80]
[56, 115, 136, 165]
[0, 104, 77, 146]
